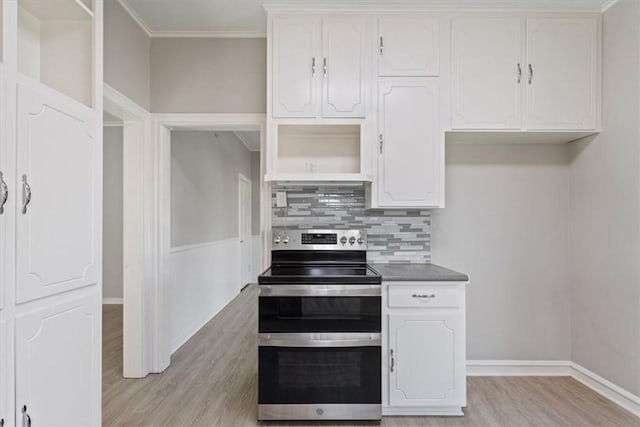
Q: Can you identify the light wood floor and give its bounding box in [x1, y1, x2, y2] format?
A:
[103, 285, 639, 426]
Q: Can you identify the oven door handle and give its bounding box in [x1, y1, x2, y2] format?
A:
[259, 333, 381, 347]
[259, 284, 381, 297]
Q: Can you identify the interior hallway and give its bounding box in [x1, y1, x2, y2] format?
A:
[102, 286, 639, 426]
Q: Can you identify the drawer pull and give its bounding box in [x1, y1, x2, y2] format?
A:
[412, 293, 436, 299]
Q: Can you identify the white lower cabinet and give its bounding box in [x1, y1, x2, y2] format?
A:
[383, 283, 467, 416]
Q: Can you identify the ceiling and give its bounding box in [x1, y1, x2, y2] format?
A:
[234, 131, 261, 151]
[120, 0, 615, 37]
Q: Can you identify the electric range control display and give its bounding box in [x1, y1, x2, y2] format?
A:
[301, 233, 337, 245]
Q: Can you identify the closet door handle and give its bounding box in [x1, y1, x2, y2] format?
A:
[0, 171, 8, 215]
[21, 174, 31, 215]
[379, 36, 384, 55]
[311, 57, 316, 77]
[517, 63, 522, 84]
[390, 349, 395, 372]
[528, 64, 533, 84]
[323, 57, 327, 78]
[22, 405, 31, 427]
[379, 134, 383, 154]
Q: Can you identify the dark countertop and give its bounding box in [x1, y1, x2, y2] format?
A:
[369, 263, 469, 282]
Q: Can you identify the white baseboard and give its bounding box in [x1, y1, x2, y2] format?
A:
[102, 298, 123, 305]
[467, 360, 640, 418]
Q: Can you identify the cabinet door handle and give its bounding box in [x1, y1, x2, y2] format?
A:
[323, 57, 327, 78]
[517, 63, 522, 84]
[412, 293, 436, 299]
[379, 134, 383, 154]
[1, 417, 4, 426]
[21, 175, 31, 215]
[390, 349, 395, 372]
[528, 63, 533, 84]
[379, 36, 384, 55]
[22, 405, 31, 427]
[0, 171, 8, 215]
[311, 57, 316, 77]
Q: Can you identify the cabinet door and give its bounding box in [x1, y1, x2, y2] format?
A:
[378, 80, 442, 207]
[272, 17, 321, 118]
[451, 18, 524, 129]
[378, 18, 440, 77]
[15, 83, 99, 303]
[388, 313, 465, 407]
[322, 17, 366, 118]
[526, 18, 598, 130]
[15, 294, 100, 426]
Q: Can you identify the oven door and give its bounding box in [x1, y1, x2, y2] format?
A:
[259, 285, 381, 333]
[258, 333, 381, 420]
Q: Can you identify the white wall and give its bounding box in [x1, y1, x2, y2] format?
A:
[104, 0, 151, 110]
[150, 38, 266, 113]
[432, 143, 571, 360]
[568, 0, 640, 396]
[169, 131, 254, 351]
[103, 126, 124, 301]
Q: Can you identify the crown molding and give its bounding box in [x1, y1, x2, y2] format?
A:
[118, 0, 152, 37]
[150, 31, 266, 39]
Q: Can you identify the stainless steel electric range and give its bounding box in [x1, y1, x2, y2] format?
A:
[257, 229, 382, 421]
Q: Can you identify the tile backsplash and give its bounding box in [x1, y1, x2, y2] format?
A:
[271, 185, 431, 263]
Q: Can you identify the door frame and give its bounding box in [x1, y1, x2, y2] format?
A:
[154, 113, 268, 371]
[103, 84, 154, 378]
[238, 173, 252, 288]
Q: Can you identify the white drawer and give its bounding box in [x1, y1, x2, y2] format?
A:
[388, 285, 463, 308]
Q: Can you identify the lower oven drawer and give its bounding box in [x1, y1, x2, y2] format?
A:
[258, 343, 381, 406]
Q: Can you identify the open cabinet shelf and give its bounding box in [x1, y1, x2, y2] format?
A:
[18, 0, 93, 107]
[268, 123, 371, 182]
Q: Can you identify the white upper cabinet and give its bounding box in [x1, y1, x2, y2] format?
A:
[452, 18, 524, 129]
[322, 17, 366, 117]
[526, 18, 598, 130]
[378, 17, 440, 77]
[378, 79, 442, 208]
[15, 82, 99, 303]
[451, 16, 599, 132]
[272, 16, 366, 118]
[272, 17, 321, 118]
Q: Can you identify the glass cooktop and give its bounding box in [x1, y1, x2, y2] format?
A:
[258, 264, 381, 284]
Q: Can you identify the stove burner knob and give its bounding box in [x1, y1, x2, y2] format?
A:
[357, 237, 365, 245]
[340, 236, 347, 245]
[349, 236, 356, 245]
[273, 236, 281, 244]
[282, 236, 290, 244]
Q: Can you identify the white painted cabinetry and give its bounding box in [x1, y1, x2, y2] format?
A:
[0, 1, 103, 426]
[272, 16, 366, 118]
[377, 79, 443, 208]
[378, 17, 441, 77]
[383, 283, 467, 416]
[452, 16, 599, 131]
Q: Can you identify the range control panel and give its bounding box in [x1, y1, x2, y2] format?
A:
[272, 229, 367, 251]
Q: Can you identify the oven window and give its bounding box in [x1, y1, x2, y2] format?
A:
[259, 296, 380, 333]
[259, 346, 381, 405]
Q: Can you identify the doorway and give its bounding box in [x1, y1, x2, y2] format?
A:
[239, 173, 252, 288]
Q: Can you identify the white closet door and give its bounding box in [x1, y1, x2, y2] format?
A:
[378, 17, 440, 77]
[451, 17, 525, 129]
[15, 294, 100, 427]
[526, 18, 598, 130]
[322, 17, 366, 117]
[15, 82, 99, 303]
[272, 17, 321, 118]
[378, 79, 442, 208]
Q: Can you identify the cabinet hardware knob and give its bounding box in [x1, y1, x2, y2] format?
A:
[517, 63, 522, 84]
[390, 349, 395, 372]
[312, 57, 316, 77]
[528, 63, 533, 84]
[323, 57, 327, 78]
[412, 293, 436, 299]
[379, 36, 384, 55]
[0, 171, 8, 215]
[21, 175, 31, 215]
